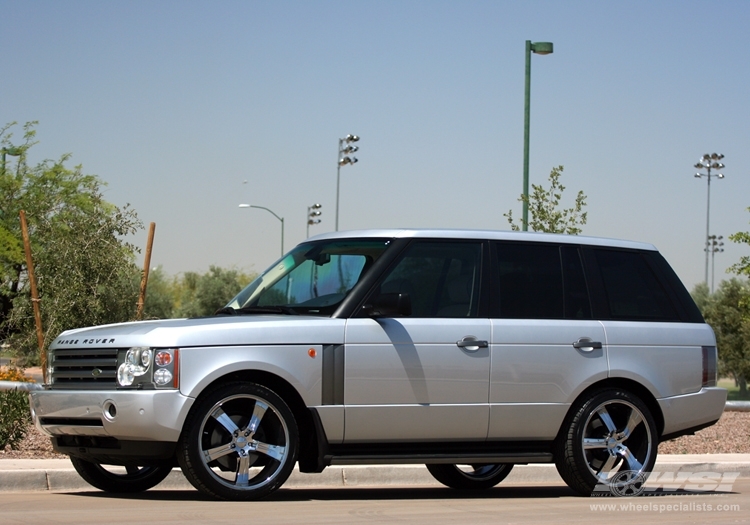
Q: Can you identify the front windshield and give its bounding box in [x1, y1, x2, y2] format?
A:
[225, 238, 391, 315]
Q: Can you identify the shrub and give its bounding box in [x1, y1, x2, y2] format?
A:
[0, 367, 34, 450]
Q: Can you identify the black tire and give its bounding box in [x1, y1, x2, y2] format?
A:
[426, 463, 514, 490]
[177, 382, 299, 501]
[69, 457, 172, 493]
[554, 388, 657, 496]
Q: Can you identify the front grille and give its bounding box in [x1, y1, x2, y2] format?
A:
[51, 348, 120, 389]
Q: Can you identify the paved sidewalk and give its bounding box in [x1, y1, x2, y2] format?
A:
[1, 455, 749, 493]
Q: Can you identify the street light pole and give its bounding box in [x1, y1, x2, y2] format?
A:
[335, 134, 359, 231]
[522, 40, 553, 231]
[694, 153, 725, 286]
[239, 204, 285, 257]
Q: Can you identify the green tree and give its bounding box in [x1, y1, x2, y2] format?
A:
[690, 281, 711, 312]
[504, 165, 588, 234]
[729, 207, 750, 276]
[141, 266, 177, 320]
[700, 279, 750, 397]
[174, 266, 255, 318]
[1, 122, 143, 364]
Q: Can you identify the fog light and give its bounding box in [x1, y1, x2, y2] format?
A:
[103, 401, 117, 420]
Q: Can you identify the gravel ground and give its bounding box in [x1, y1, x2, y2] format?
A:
[657, 410, 750, 455]
[3, 411, 749, 460]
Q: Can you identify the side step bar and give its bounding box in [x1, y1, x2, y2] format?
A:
[327, 452, 553, 466]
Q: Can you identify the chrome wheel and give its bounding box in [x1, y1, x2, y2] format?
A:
[582, 399, 652, 483]
[426, 463, 514, 490]
[555, 389, 657, 496]
[178, 382, 298, 500]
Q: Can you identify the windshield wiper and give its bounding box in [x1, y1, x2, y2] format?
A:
[214, 305, 299, 316]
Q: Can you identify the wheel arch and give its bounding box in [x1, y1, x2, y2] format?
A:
[563, 377, 665, 440]
[189, 369, 324, 473]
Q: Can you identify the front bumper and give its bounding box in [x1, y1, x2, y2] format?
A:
[29, 389, 194, 443]
[658, 386, 727, 439]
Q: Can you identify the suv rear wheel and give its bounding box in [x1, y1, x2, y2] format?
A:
[177, 382, 298, 500]
[426, 463, 514, 490]
[555, 388, 657, 496]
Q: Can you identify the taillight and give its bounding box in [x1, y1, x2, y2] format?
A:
[702, 346, 717, 387]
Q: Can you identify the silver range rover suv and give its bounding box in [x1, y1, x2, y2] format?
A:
[30, 229, 726, 500]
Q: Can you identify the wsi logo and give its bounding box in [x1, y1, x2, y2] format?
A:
[592, 471, 740, 497]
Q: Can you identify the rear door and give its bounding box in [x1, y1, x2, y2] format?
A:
[488, 242, 608, 440]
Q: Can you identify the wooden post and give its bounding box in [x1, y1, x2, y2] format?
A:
[136, 222, 156, 320]
[19, 210, 46, 383]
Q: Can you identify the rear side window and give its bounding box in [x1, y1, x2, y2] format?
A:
[493, 242, 591, 320]
[495, 243, 563, 319]
[592, 249, 679, 321]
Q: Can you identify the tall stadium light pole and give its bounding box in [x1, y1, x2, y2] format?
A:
[694, 153, 725, 286]
[708, 235, 724, 294]
[522, 40, 553, 231]
[336, 134, 360, 231]
[239, 204, 285, 257]
[307, 203, 322, 238]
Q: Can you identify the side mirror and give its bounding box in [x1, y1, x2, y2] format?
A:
[363, 292, 412, 318]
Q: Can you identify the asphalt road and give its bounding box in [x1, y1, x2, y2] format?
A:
[0, 480, 747, 525]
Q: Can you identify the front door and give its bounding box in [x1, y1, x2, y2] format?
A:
[344, 240, 490, 442]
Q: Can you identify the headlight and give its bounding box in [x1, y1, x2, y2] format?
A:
[154, 350, 172, 367]
[117, 347, 153, 386]
[46, 349, 54, 385]
[153, 349, 179, 388]
[154, 368, 173, 385]
[115, 347, 178, 388]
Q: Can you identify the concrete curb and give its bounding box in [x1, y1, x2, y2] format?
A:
[1, 456, 749, 493]
[725, 401, 750, 412]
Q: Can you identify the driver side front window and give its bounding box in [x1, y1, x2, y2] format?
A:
[377, 241, 482, 318]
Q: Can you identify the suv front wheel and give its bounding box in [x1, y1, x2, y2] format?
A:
[177, 382, 299, 500]
[555, 388, 657, 496]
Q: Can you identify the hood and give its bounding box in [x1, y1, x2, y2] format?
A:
[51, 315, 346, 349]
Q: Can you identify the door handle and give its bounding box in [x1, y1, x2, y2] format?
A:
[456, 336, 488, 352]
[572, 337, 603, 352]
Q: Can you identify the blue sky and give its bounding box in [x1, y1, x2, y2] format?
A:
[2, 0, 749, 291]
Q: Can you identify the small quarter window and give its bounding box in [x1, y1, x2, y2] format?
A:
[593, 249, 679, 321]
